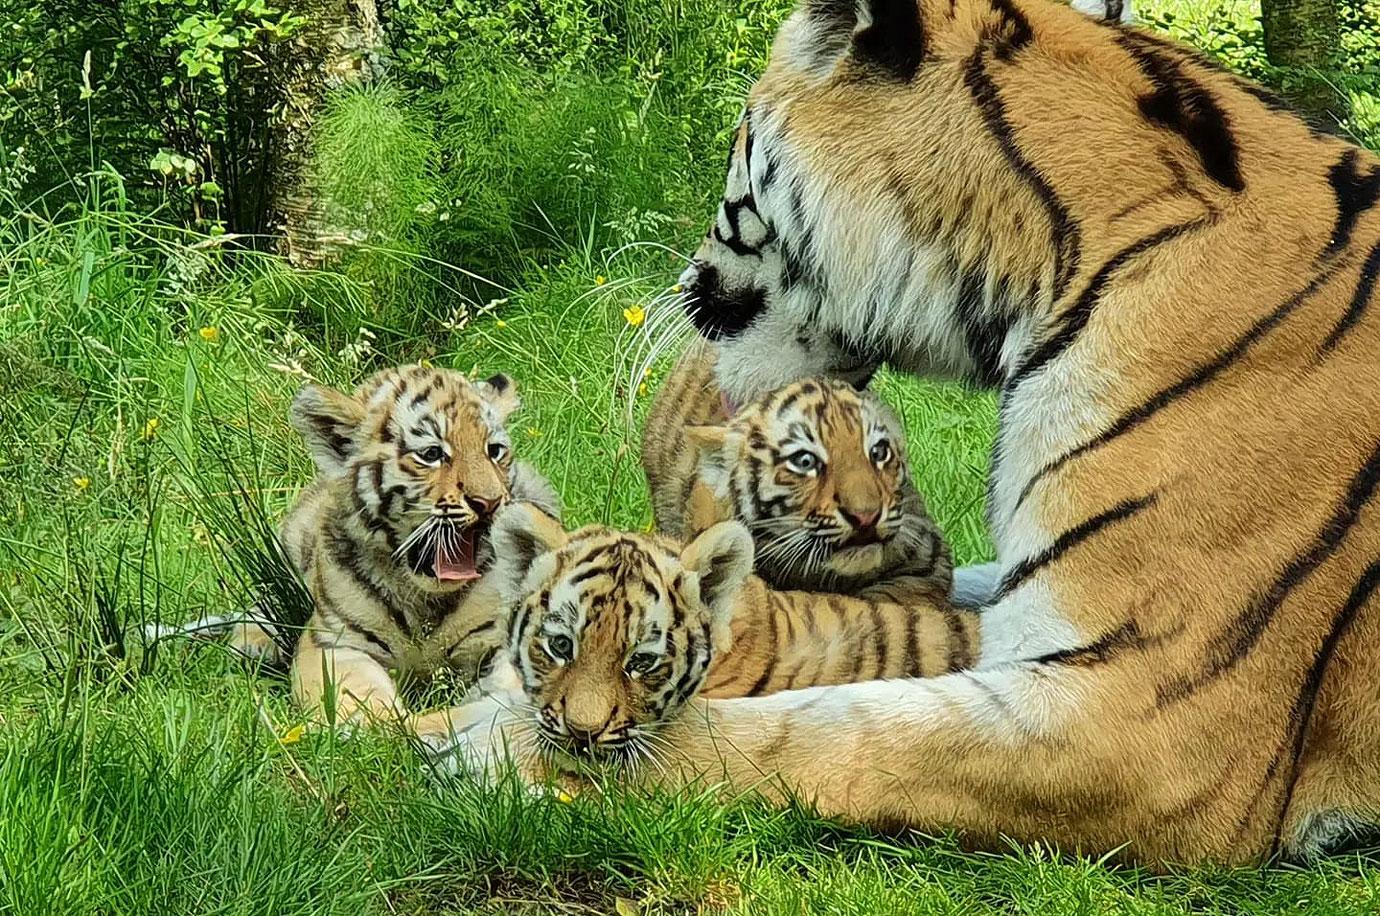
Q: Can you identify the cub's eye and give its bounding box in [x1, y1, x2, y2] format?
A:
[625, 651, 661, 677]
[544, 634, 574, 663]
[487, 441, 509, 463]
[869, 440, 892, 464]
[784, 450, 821, 475]
[413, 445, 445, 466]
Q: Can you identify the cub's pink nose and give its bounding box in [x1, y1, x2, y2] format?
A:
[842, 507, 881, 532]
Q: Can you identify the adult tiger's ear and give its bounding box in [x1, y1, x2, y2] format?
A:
[1070, 0, 1135, 24]
[489, 502, 567, 604]
[788, 0, 924, 82]
[289, 384, 367, 478]
[680, 520, 754, 649]
[477, 373, 521, 421]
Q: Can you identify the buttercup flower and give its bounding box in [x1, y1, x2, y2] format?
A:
[73, 476, 90, 492]
[623, 304, 646, 327]
[279, 724, 306, 746]
[595, 275, 607, 286]
[198, 326, 220, 343]
[142, 418, 160, 441]
[495, 319, 507, 329]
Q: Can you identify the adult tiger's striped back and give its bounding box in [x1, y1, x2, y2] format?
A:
[440, 0, 1380, 867]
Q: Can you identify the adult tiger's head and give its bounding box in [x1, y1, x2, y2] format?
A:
[675, 0, 1184, 404]
[488, 504, 753, 764]
[690, 376, 950, 593]
[291, 366, 545, 592]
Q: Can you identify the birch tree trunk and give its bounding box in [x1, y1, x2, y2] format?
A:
[1260, 0, 1348, 126]
[272, 0, 386, 266]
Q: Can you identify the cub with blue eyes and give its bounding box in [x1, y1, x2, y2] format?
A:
[643, 341, 952, 601]
[432, 500, 978, 772]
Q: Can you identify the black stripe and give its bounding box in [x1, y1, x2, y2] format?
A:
[1118, 32, 1244, 192]
[1270, 556, 1380, 856]
[903, 611, 921, 677]
[956, 270, 1012, 387]
[997, 494, 1156, 599]
[852, 0, 926, 80]
[746, 603, 779, 695]
[316, 590, 395, 657]
[1033, 619, 1145, 666]
[1016, 259, 1348, 509]
[986, 0, 1032, 61]
[1324, 151, 1380, 259]
[1319, 238, 1380, 355]
[1007, 219, 1208, 390]
[1160, 440, 1380, 707]
[945, 611, 970, 671]
[446, 619, 497, 658]
[326, 524, 410, 637]
[964, 49, 1081, 304]
[868, 604, 888, 677]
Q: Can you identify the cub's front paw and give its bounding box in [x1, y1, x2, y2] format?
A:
[414, 691, 537, 782]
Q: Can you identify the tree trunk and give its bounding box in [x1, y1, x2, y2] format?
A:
[271, 0, 386, 267]
[1260, 0, 1348, 126]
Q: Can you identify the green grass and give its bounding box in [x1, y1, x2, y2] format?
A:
[2, 1, 1379, 912]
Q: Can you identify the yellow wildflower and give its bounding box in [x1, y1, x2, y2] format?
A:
[623, 304, 646, 327]
[555, 789, 575, 803]
[672, 283, 682, 293]
[142, 418, 160, 441]
[594, 275, 607, 286]
[495, 319, 507, 329]
[198, 326, 220, 343]
[525, 427, 542, 438]
[419, 357, 433, 368]
[73, 476, 90, 492]
[279, 724, 306, 746]
[637, 382, 649, 398]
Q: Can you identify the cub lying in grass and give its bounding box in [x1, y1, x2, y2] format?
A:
[426, 502, 978, 772]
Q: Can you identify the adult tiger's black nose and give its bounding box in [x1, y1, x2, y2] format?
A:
[678, 262, 764, 340]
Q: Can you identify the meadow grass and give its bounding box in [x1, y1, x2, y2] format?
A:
[2, 1, 1379, 912]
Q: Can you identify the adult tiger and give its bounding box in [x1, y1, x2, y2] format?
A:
[442, 0, 1380, 866]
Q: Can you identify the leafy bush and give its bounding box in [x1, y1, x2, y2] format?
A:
[0, 0, 305, 232]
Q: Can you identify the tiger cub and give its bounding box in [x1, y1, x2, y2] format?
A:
[254, 366, 558, 741]
[643, 339, 952, 601]
[482, 503, 977, 731]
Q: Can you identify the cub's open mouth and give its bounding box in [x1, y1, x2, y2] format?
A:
[405, 519, 492, 582]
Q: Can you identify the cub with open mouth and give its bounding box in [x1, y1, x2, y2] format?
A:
[230, 365, 559, 743]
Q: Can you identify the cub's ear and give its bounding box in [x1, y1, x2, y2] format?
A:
[289, 384, 367, 478]
[478, 373, 521, 420]
[489, 502, 567, 603]
[680, 520, 754, 646]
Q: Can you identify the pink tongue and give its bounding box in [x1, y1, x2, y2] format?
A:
[435, 530, 480, 582]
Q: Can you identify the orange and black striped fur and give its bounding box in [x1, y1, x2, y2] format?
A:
[431, 503, 976, 770]
[442, 0, 1380, 867]
[250, 366, 557, 742]
[643, 339, 953, 598]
